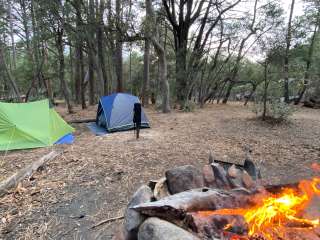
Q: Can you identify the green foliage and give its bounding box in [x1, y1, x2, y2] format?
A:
[252, 100, 296, 122]
[181, 100, 196, 112]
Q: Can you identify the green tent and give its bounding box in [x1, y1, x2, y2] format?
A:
[0, 99, 74, 151]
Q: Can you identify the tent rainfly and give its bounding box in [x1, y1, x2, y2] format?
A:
[96, 93, 150, 132]
[0, 99, 74, 151]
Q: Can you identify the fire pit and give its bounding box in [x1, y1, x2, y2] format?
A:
[114, 155, 320, 240]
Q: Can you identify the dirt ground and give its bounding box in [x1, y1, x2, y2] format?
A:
[0, 103, 319, 240]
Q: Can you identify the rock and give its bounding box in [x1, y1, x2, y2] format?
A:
[202, 165, 216, 187]
[124, 185, 153, 240]
[211, 163, 230, 189]
[227, 165, 240, 178]
[208, 153, 214, 164]
[243, 158, 262, 180]
[138, 217, 200, 240]
[242, 170, 255, 189]
[165, 165, 204, 194]
[153, 178, 170, 200]
[227, 165, 243, 188]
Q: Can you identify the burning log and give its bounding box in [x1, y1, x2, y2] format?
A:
[131, 188, 253, 222]
[185, 212, 248, 239]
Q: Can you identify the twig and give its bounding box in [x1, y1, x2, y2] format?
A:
[91, 215, 124, 229]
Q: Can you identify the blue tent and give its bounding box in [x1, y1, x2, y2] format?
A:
[96, 93, 150, 132]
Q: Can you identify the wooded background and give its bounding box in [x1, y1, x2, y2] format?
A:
[0, 0, 319, 115]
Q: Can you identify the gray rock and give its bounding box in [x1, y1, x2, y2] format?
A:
[124, 185, 153, 240]
[138, 217, 200, 240]
[165, 165, 204, 194]
[211, 163, 230, 188]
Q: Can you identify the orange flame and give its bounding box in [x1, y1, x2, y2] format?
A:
[197, 177, 320, 240]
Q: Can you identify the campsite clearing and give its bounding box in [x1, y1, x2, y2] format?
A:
[0, 103, 319, 239]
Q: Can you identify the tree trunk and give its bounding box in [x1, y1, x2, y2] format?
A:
[30, 0, 43, 91]
[80, 49, 87, 109]
[7, 0, 16, 69]
[244, 84, 257, 106]
[97, 0, 108, 95]
[88, 48, 95, 105]
[146, 0, 170, 113]
[74, 5, 83, 104]
[262, 62, 269, 120]
[57, 31, 73, 113]
[295, 24, 318, 105]
[20, 0, 38, 100]
[142, 38, 150, 106]
[0, 44, 21, 101]
[115, 0, 123, 92]
[284, 0, 295, 103]
[175, 38, 188, 104]
[222, 81, 234, 104]
[74, 45, 82, 104]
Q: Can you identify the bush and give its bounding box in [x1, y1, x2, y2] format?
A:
[252, 100, 296, 122]
[182, 101, 196, 112]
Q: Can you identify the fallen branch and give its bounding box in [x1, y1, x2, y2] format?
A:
[91, 215, 124, 229]
[68, 118, 96, 124]
[0, 151, 62, 197]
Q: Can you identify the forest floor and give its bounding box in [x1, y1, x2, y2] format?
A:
[0, 102, 319, 240]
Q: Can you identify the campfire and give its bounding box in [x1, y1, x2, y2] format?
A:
[115, 154, 320, 240]
[196, 177, 320, 239]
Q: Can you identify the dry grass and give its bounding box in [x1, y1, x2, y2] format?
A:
[0, 103, 319, 239]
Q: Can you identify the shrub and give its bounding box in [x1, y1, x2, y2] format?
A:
[252, 100, 296, 122]
[182, 100, 196, 112]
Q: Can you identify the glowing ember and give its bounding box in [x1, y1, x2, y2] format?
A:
[197, 177, 320, 240]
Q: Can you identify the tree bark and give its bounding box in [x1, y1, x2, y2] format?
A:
[57, 30, 73, 113]
[146, 0, 170, 113]
[0, 44, 21, 101]
[244, 84, 257, 106]
[295, 23, 319, 105]
[142, 38, 150, 106]
[74, 4, 83, 104]
[284, 0, 295, 103]
[97, 0, 109, 95]
[262, 62, 269, 120]
[88, 48, 95, 105]
[175, 38, 188, 104]
[115, 0, 124, 92]
[222, 82, 234, 104]
[7, 0, 16, 69]
[80, 49, 87, 109]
